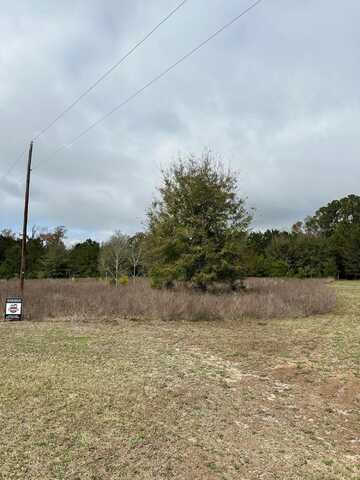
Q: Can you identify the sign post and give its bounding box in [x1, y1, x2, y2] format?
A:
[4, 297, 23, 321]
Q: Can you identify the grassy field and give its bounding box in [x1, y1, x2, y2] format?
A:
[0, 281, 359, 479]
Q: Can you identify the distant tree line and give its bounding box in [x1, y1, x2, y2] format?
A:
[1, 154, 360, 283]
[245, 194, 360, 279]
[0, 226, 145, 281]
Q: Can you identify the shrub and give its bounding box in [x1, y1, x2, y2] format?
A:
[0, 277, 336, 323]
[118, 275, 129, 285]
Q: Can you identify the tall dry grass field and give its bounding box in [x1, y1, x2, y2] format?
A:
[0, 277, 335, 322]
[1, 281, 359, 480]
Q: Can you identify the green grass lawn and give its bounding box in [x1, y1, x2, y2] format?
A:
[0, 282, 359, 479]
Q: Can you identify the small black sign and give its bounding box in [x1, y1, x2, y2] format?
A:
[4, 297, 23, 321]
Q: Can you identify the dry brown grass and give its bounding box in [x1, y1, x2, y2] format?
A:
[0, 277, 335, 322]
[0, 282, 358, 479]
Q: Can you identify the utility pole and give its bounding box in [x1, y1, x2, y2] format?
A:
[19, 141, 34, 295]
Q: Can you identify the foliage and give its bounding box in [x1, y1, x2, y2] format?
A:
[40, 226, 70, 278]
[0, 227, 145, 281]
[301, 195, 360, 278]
[69, 239, 99, 277]
[305, 194, 360, 237]
[27, 237, 46, 278]
[1, 192, 360, 281]
[118, 275, 129, 285]
[246, 230, 336, 278]
[0, 230, 19, 279]
[246, 195, 360, 279]
[145, 153, 251, 289]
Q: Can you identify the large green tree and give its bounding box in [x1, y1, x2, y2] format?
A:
[146, 153, 251, 290]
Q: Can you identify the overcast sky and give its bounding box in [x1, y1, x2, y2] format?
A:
[1, 0, 359, 242]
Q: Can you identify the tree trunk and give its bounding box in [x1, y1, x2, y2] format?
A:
[115, 255, 119, 287]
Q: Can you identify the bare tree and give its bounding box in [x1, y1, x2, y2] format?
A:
[99, 231, 129, 286]
[0, 229, 15, 239]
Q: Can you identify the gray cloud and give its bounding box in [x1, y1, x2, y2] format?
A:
[1, 0, 359, 240]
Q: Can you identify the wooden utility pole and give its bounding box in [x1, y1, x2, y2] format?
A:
[19, 141, 34, 295]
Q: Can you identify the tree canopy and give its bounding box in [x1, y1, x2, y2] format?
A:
[145, 153, 251, 289]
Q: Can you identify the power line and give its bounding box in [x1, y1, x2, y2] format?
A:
[1, 1, 188, 186]
[31, 0, 189, 142]
[0, 148, 27, 185]
[34, 0, 264, 170]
